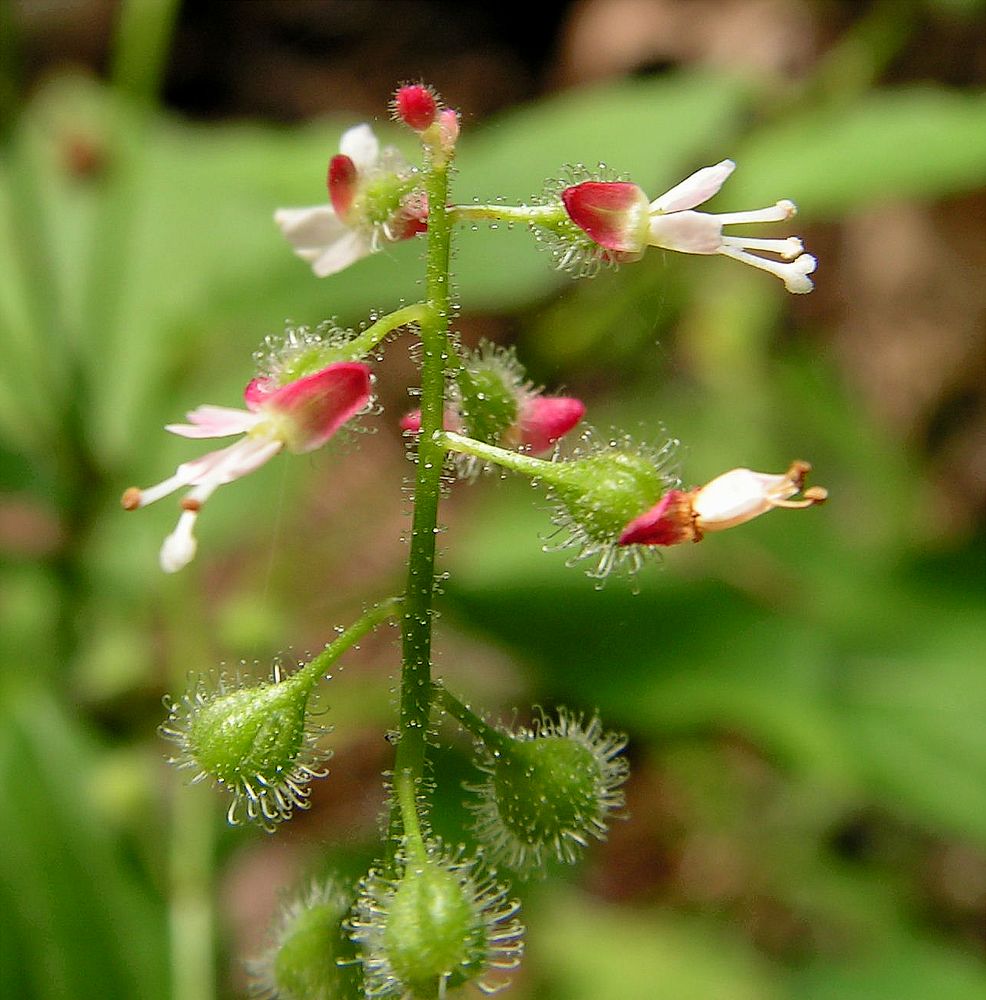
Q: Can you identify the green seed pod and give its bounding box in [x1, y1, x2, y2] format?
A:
[470, 709, 629, 875]
[249, 880, 361, 1000]
[160, 663, 330, 831]
[350, 843, 523, 999]
[544, 431, 678, 578]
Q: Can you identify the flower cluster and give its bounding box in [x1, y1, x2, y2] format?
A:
[137, 81, 831, 1000]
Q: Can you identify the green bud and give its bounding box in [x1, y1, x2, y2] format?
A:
[455, 345, 522, 447]
[471, 710, 629, 874]
[161, 665, 329, 831]
[249, 880, 360, 1000]
[543, 432, 678, 579]
[351, 844, 523, 999]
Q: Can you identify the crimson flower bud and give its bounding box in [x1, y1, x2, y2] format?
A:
[393, 84, 439, 132]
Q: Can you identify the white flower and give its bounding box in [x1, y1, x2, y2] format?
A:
[562, 160, 817, 293]
[275, 124, 426, 278]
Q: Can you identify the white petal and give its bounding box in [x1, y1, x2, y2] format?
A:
[311, 228, 374, 277]
[693, 469, 790, 530]
[650, 160, 735, 214]
[187, 436, 283, 487]
[166, 405, 263, 439]
[339, 123, 380, 172]
[275, 205, 349, 261]
[647, 211, 723, 254]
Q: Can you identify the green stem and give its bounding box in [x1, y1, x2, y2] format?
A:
[392, 142, 454, 832]
[450, 203, 567, 226]
[394, 769, 429, 864]
[433, 685, 513, 755]
[440, 430, 557, 481]
[344, 303, 430, 360]
[296, 598, 402, 691]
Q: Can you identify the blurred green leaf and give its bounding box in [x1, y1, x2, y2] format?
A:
[0, 683, 167, 1000]
[730, 88, 986, 217]
[531, 890, 780, 1000]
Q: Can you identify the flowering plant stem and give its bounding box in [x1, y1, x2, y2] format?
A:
[433, 684, 513, 755]
[450, 203, 567, 226]
[439, 430, 556, 480]
[346, 302, 430, 359]
[393, 144, 454, 836]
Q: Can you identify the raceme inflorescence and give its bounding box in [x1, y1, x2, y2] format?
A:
[127, 84, 827, 999]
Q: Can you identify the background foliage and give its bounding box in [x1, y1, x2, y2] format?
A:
[1, 1, 984, 998]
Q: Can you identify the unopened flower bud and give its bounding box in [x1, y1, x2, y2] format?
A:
[161, 663, 330, 830]
[403, 343, 584, 475]
[393, 84, 439, 132]
[470, 710, 628, 874]
[249, 880, 361, 1000]
[437, 108, 460, 152]
[350, 843, 523, 999]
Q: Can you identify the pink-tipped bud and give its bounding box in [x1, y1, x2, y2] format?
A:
[438, 108, 460, 151]
[327, 154, 358, 219]
[519, 396, 585, 455]
[394, 84, 439, 131]
[399, 408, 459, 434]
[561, 182, 650, 254]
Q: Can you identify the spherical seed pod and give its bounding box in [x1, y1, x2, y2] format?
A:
[249, 879, 361, 1000]
[350, 842, 524, 999]
[470, 709, 629, 875]
[160, 664, 331, 831]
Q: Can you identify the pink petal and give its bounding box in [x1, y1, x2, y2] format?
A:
[649, 159, 735, 213]
[647, 211, 723, 254]
[166, 405, 262, 439]
[618, 490, 697, 546]
[399, 410, 423, 433]
[263, 362, 372, 453]
[244, 376, 275, 410]
[519, 396, 585, 454]
[328, 154, 358, 219]
[561, 182, 649, 253]
[399, 408, 459, 434]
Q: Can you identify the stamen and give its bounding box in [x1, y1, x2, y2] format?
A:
[160, 509, 199, 574]
[121, 487, 141, 510]
[715, 200, 797, 226]
[721, 235, 804, 259]
[717, 246, 816, 293]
